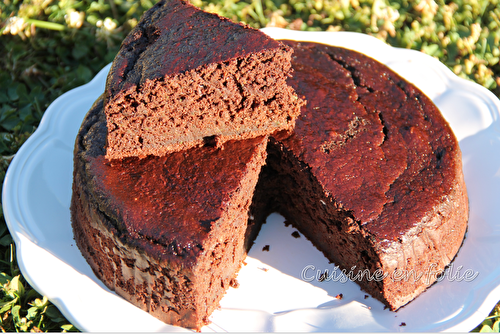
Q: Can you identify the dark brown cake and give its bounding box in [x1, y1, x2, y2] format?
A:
[71, 95, 268, 329]
[249, 40, 469, 310]
[71, 41, 468, 330]
[103, 0, 303, 160]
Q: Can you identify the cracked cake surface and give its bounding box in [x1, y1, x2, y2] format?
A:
[103, 0, 303, 160]
[71, 41, 469, 330]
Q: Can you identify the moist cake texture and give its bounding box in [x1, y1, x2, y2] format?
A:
[71, 95, 268, 329]
[104, 0, 303, 160]
[71, 41, 469, 330]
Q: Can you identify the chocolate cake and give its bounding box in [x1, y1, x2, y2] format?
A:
[249, 40, 468, 310]
[103, 0, 303, 160]
[71, 95, 268, 329]
[71, 41, 468, 330]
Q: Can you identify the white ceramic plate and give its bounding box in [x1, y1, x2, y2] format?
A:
[3, 29, 500, 332]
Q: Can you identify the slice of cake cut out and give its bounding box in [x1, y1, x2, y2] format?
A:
[103, 0, 304, 160]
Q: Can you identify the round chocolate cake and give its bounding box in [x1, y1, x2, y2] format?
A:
[71, 34, 468, 333]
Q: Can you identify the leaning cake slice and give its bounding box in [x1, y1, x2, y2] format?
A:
[103, 0, 303, 160]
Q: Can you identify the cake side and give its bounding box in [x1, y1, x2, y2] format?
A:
[71, 95, 268, 329]
[104, 0, 303, 160]
[272, 40, 468, 310]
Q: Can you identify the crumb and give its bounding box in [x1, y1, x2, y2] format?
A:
[335, 293, 343, 300]
[319, 270, 328, 282]
[399, 322, 406, 327]
[242, 261, 247, 266]
[364, 295, 369, 299]
[258, 267, 269, 272]
[284, 220, 291, 227]
[291, 231, 300, 238]
[262, 245, 270, 252]
[229, 278, 239, 288]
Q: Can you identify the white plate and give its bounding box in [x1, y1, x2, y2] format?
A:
[3, 29, 500, 332]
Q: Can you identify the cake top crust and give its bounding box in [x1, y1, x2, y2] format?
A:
[106, 0, 285, 97]
[77, 96, 266, 265]
[280, 41, 462, 244]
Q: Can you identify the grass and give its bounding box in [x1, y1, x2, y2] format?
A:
[1, 0, 500, 332]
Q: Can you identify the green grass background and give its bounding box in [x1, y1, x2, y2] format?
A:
[1, 0, 500, 331]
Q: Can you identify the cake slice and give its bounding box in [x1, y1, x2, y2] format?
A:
[71, 95, 268, 329]
[103, 0, 303, 160]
